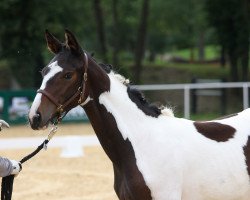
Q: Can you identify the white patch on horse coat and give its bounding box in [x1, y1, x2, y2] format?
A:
[161, 107, 174, 117]
[29, 61, 63, 121]
[113, 72, 130, 85]
[99, 73, 250, 200]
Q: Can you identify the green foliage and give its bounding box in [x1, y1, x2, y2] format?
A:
[0, 0, 248, 88]
[143, 61, 229, 81]
[0, 0, 96, 87]
[0, 60, 11, 88]
[205, 0, 250, 81]
[171, 45, 220, 60]
[172, 63, 228, 79]
[148, 0, 210, 51]
[104, 0, 140, 51]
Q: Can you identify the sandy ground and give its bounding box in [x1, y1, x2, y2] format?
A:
[0, 123, 118, 200]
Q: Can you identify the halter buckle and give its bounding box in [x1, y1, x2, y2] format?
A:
[83, 73, 87, 81]
[78, 92, 83, 104]
[57, 105, 64, 113]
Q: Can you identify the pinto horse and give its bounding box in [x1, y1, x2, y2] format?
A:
[29, 30, 250, 200]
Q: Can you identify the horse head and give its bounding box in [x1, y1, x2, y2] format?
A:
[29, 30, 89, 130]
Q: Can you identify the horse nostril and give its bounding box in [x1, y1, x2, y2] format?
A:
[31, 112, 41, 130]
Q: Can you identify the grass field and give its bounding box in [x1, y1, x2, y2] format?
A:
[171, 45, 220, 61]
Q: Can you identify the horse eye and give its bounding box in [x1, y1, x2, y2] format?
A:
[64, 73, 73, 80]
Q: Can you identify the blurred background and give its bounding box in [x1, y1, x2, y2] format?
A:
[0, 0, 249, 123]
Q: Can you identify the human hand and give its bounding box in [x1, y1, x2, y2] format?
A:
[0, 120, 10, 131]
[10, 160, 22, 176]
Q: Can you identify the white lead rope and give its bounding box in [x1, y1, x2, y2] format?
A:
[43, 125, 58, 150]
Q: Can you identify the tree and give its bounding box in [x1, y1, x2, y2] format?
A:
[0, 0, 45, 87]
[0, 0, 95, 88]
[134, 0, 150, 83]
[238, 0, 250, 81]
[111, 0, 120, 67]
[148, 0, 210, 63]
[205, 0, 250, 81]
[93, 0, 108, 62]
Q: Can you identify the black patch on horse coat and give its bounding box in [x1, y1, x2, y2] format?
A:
[243, 136, 250, 178]
[194, 122, 236, 142]
[127, 87, 161, 117]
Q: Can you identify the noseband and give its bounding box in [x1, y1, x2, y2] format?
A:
[37, 52, 89, 122]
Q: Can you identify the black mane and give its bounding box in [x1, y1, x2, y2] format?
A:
[99, 63, 113, 73]
[98, 62, 162, 118]
[127, 87, 162, 118]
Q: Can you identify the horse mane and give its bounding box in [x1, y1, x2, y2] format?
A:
[98, 63, 174, 118]
[127, 87, 162, 117]
[99, 63, 113, 73]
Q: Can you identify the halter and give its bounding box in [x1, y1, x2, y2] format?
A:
[37, 52, 89, 122]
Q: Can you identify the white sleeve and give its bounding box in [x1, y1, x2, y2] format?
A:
[0, 157, 12, 177]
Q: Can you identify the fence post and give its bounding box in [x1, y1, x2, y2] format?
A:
[243, 84, 249, 109]
[184, 85, 190, 119]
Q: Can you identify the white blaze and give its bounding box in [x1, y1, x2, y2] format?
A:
[29, 61, 63, 121]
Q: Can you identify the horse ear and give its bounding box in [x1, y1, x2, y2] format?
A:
[45, 30, 62, 54]
[64, 29, 82, 54]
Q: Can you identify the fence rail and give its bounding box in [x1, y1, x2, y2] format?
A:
[1, 82, 249, 123]
[134, 82, 250, 119]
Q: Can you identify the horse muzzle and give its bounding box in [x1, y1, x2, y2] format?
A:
[29, 112, 42, 130]
[29, 102, 58, 131]
[30, 112, 52, 130]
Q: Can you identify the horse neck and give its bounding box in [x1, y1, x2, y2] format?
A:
[83, 61, 137, 165]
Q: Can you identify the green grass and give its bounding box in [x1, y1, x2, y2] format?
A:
[143, 60, 229, 81]
[190, 113, 222, 121]
[166, 62, 228, 79]
[173, 111, 226, 121]
[171, 45, 220, 61]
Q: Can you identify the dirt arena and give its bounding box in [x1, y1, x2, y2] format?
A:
[0, 123, 118, 200]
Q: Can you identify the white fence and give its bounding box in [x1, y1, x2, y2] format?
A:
[134, 82, 250, 119]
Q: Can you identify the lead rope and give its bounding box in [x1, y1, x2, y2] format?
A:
[1, 123, 59, 200]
